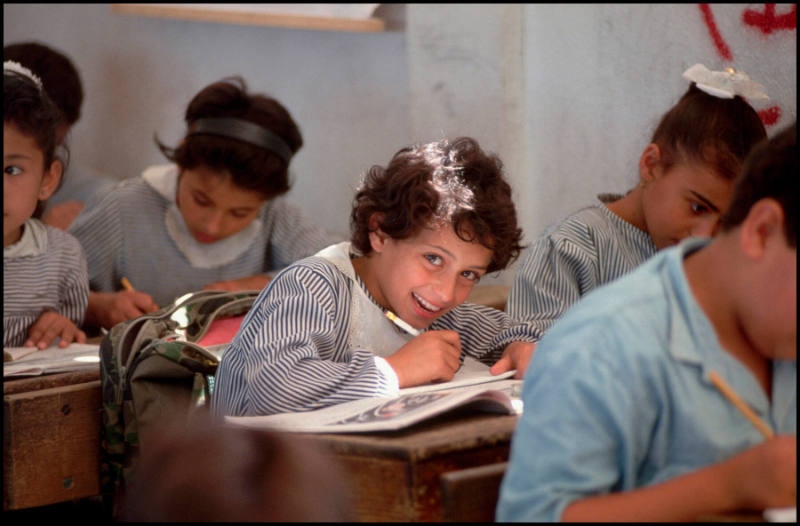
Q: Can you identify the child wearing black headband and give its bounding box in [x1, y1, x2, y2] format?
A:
[69, 76, 342, 330]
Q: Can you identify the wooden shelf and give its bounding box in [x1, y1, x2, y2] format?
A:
[111, 4, 386, 33]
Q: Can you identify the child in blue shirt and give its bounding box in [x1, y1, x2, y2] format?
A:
[507, 64, 767, 337]
[496, 123, 796, 521]
[212, 137, 539, 416]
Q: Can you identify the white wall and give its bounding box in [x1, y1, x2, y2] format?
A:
[5, 4, 797, 286]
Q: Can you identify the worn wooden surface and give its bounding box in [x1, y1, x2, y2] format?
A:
[306, 413, 518, 521]
[3, 375, 102, 510]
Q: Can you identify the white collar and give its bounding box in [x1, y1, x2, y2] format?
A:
[142, 163, 265, 269]
[4, 218, 48, 258]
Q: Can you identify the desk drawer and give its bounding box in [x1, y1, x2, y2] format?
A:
[3, 380, 101, 510]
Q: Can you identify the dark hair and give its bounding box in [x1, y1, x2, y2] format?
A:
[156, 76, 302, 200]
[351, 137, 524, 273]
[4, 41, 84, 126]
[4, 70, 62, 219]
[651, 83, 767, 181]
[720, 123, 796, 247]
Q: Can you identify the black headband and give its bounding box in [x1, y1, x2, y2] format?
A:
[188, 117, 293, 164]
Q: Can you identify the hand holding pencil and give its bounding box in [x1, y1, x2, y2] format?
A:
[383, 310, 462, 388]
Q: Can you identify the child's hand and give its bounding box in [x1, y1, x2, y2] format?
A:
[490, 341, 536, 378]
[385, 330, 462, 388]
[721, 435, 796, 511]
[41, 200, 84, 230]
[203, 274, 271, 292]
[89, 291, 160, 329]
[24, 311, 87, 349]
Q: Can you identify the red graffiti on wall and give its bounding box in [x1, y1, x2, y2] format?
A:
[742, 4, 797, 34]
[698, 4, 796, 126]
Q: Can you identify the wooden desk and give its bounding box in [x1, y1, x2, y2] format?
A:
[306, 412, 518, 522]
[3, 369, 102, 510]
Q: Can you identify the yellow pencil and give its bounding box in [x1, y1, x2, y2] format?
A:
[121, 277, 135, 292]
[708, 370, 774, 439]
[385, 310, 420, 336]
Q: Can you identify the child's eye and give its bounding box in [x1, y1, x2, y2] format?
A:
[690, 202, 709, 215]
[461, 270, 481, 282]
[4, 165, 23, 176]
[193, 195, 211, 207]
[424, 254, 443, 266]
[230, 210, 250, 219]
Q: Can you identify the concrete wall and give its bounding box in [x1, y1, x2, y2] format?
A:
[5, 4, 796, 285]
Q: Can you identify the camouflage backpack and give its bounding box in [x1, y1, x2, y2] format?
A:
[98, 289, 260, 516]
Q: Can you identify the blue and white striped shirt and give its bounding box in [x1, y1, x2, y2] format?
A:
[507, 197, 658, 336]
[3, 219, 89, 347]
[68, 167, 342, 307]
[212, 250, 541, 417]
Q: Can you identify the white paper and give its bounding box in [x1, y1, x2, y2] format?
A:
[764, 507, 797, 523]
[3, 343, 100, 377]
[398, 355, 516, 395]
[226, 379, 521, 434]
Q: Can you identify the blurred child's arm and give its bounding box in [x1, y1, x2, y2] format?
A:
[203, 274, 271, 292]
[42, 200, 84, 230]
[562, 435, 797, 521]
[24, 311, 87, 349]
[85, 290, 159, 329]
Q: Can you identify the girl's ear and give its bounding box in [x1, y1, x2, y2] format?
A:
[638, 143, 662, 184]
[367, 212, 389, 253]
[38, 159, 62, 201]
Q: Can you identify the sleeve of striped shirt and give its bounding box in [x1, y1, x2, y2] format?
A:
[218, 262, 399, 416]
[56, 232, 90, 327]
[68, 192, 124, 293]
[507, 232, 600, 335]
[432, 302, 542, 365]
[263, 199, 344, 270]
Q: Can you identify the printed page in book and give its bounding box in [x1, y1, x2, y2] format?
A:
[3, 343, 100, 377]
[225, 378, 522, 433]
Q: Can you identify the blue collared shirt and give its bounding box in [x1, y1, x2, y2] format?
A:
[496, 237, 796, 522]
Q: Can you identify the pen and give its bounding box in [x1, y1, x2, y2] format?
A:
[708, 370, 774, 440]
[121, 277, 135, 292]
[385, 310, 420, 336]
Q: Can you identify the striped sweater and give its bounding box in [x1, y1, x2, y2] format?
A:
[211, 251, 541, 417]
[507, 198, 658, 336]
[3, 219, 89, 347]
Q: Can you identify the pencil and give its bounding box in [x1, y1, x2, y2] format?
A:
[708, 370, 774, 439]
[121, 277, 135, 292]
[385, 310, 420, 336]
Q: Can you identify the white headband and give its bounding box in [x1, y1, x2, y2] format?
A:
[682, 63, 768, 101]
[4, 60, 43, 90]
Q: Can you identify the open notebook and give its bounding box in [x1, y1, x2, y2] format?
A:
[3, 343, 101, 377]
[226, 357, 522, 433]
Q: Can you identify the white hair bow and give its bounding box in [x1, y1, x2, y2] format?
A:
[4, 60, 43, 90]
[682, 63, 768, 101]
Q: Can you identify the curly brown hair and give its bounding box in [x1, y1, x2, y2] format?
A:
[350, 137, 524, 273]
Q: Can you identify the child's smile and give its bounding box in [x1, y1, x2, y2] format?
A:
[353, 221, 492, 329]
